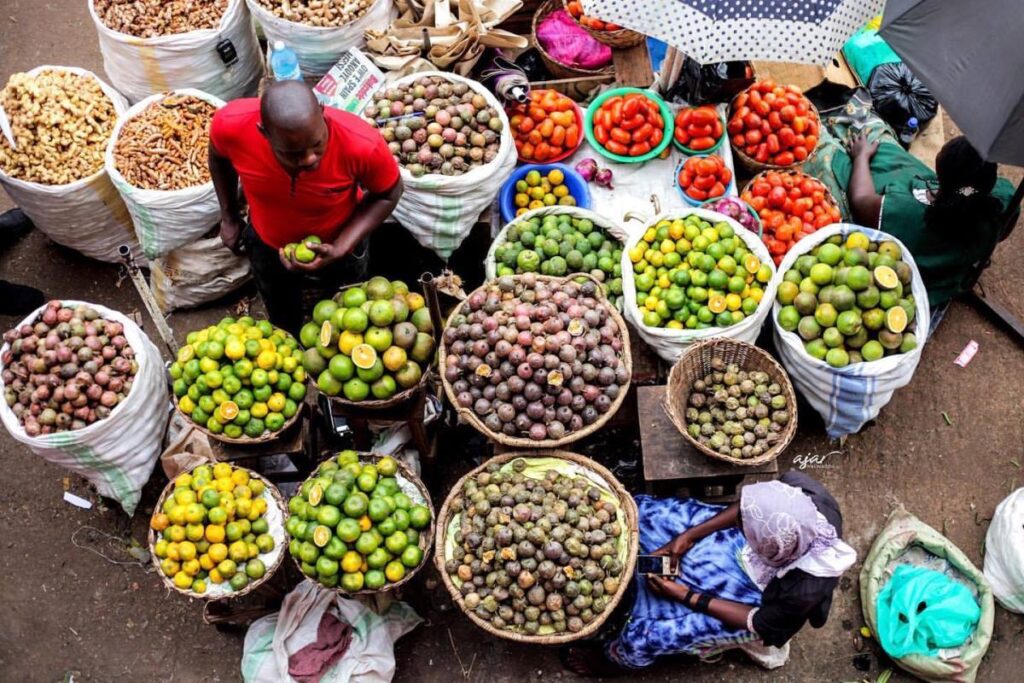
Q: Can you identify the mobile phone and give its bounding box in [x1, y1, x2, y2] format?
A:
[636, 554, 673, 576]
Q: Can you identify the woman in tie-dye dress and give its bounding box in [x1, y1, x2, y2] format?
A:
[563, 471, 856, 675]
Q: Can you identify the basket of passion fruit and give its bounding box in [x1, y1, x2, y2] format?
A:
[296, 277, 436, 409]
[149, 462, 287, 599]
[170, 317, 308, 444]
[285, 451, 435, 594]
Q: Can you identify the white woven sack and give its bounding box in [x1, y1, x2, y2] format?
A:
[151, 234, 252, 313]
[771, 224, 930, 439]
[105, 90, 225, 260]
[88, 0, 262, 103]
[0, 301, 170, 515]
[385, 71, 516, 259]
[0, 66, 141, 264]
[620, 208, 778, 363]
[246, 0, 396, 79]
[984, 488, 1024, 613]
[484, 206, 629, 279]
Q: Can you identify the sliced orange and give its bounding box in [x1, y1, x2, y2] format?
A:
[874, 266, 899, 290]
[885, 306, 908, 334]
[708, 293, 727, 314]
[744, 254, 761, 274]
[218, 401, 239, 422]
[308, 483, 323, 506]
[351, 344, 378, 370]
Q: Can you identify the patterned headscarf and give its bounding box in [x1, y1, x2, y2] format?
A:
[740, 480, 857, 588]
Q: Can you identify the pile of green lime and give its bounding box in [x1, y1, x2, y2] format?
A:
[170, 318, 307, 439]
[286, 451, 432, 592]
[775, 231, 918, 368]
[492, 211, 624, 308]
[299, 277, 435, 402]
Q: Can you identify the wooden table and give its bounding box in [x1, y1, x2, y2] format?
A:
[637, 385, 778, 501]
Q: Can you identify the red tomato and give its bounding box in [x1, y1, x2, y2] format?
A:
[689, 136, 715, 151]
[594, 124, 609, 145]
[650, 128, 663, 146]
[620, 115, 645, 131]
[628, 141, 651, 156]
[767, 186, 788, 209]
[610, 127, 631, 145]
[606, 140, 628, 155]
[693, 174, 716, 191]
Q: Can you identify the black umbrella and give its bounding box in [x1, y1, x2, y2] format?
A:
[880, 0, 1024, 210]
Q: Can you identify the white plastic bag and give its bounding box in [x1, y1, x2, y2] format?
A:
[246, 0, 396, 79]
[386, 71, 516, 259]
[241, 580, 422, 683]
[771, 224, 930, 439]
[105, 90, 226, 259]
[620, 208, 778, 363]
[88, 0, 262, 103]
[484, 205, 629, 279]
[984, 488, 1024, 613]
[0, 301, 170, 516]
[0, 66, 141, 264]
[150, 233, 251, 313]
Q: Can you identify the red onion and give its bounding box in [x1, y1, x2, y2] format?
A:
[595, 167, 614, 189]
[574, 157, 598, 182]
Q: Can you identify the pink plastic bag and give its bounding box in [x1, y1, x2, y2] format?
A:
[536, 10, 612, 71]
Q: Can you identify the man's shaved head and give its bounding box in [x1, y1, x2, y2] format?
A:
[259, 81, 328, 174]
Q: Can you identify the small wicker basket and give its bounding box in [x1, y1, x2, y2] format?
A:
[664, 338, 797, 467]
[439, 273, 633, 449]
[533, 0, 614, 80]
[728, 92, 821, 173]
[434, 449, 639, 644]
[148, 465, 289, 600]
[288, 452, 436, 596]
[562, 0, 645, 48]
[175, 403, 304, 446]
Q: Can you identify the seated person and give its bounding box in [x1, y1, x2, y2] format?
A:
[809, 124, 1017, 310]
[563, 471, 856, 675]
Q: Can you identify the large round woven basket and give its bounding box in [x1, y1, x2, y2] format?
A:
[439, 273, 632, 449]
[728, 92, 821, 173]
[533, 0, 614, 80]
[175, 402, 303, 446]
[287, 452, 435, 596]
[664, 338, 797, 466]
[562, 0, 645, 48]
[434, 449, 639, 644]
[148, 464, 289, 600]
[308, 282, 436, 411]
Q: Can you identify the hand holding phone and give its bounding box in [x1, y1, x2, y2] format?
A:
[636, 554, 675, 576]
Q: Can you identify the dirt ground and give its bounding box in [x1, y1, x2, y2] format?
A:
[2, 3, 1024, 682]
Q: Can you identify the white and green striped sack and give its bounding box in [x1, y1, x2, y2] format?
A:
[241, 580, 422, 683]
[387, 71, 517, 259]
[105, 90, 226, 260]
[0, 301, 169, 516]
[246, 0, 396, 80]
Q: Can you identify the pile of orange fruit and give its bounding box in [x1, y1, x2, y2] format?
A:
[508, 89, 581, 163]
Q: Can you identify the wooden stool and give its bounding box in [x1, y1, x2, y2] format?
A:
[209, 405, 317, 484]
[321, 386, 435, 467]
[638, 385, 779, 501]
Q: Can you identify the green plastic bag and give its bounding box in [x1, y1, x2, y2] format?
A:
[860, 506, 994, 683]
[877, 565, 981, 658]
[842, 28, 900, 85]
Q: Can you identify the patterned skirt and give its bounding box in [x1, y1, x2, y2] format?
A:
[607, 496, 762, 669]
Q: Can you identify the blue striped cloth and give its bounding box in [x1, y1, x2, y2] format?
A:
[608, 496, 761, 668]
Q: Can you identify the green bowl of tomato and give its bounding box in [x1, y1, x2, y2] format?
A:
[584, 87, 674, 164]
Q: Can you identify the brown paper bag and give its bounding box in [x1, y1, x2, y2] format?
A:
[160, 413, 215, 479]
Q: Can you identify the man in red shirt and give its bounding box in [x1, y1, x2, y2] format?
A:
[209, 80, 402, 334]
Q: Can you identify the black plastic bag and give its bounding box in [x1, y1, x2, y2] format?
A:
[868, 62, 938, 131]
[667, 58, 755, 105]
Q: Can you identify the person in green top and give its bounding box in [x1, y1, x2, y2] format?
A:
[805, 106, 1017, 310]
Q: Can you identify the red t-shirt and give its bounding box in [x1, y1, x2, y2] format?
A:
[209, 99, 399, 249]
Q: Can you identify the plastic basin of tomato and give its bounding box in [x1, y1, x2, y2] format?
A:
[672, 106, 726, 155]
[674, 155, 734, 207]
[508, 92, 585, 164]
[584, 87, 674, 164]
[498, 163, 592, 223]
[741, 171, 841, 264]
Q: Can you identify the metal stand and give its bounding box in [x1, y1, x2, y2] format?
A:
[118, 244, 177, 355]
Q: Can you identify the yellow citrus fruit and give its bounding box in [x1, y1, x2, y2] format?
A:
[358, 515, 372, 532]
[267, 393, 286, 412]
[208, 543, 228, 563]
[229, 541, 249, 563]
[161, 558, 180, 577]
[213, 462, 232, 479]
[175, 473, 193, 489]
[173, 571, 192, 589]
[341, 551, 363, 574]
[225, 339, 245, 361]
[205, 524, 225, 544]
[150, 513, 170, 532]
[218, 401, 239, 422]
[405, 293, 425, 311]
[167, 525, 186, 543]
[382, 346, 407, 373]
[199, 553, 216, 571]
[154, 539, 169, 558]
[251, 402, 268, 419]
[186, 523, 205, 542]
[182, 559, 201, 577]
[231, 468, 250, 487]
[191, 579, 207, 594]
[178, 541, 197, 561]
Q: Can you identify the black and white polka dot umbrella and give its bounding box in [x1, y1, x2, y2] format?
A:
[581, 0, 884, 65]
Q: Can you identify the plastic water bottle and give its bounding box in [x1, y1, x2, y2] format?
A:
[270, 41, 302, 81]
[899, 116, 919, 149]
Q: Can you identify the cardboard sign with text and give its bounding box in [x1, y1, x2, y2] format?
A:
[314, 48, 385, 115]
